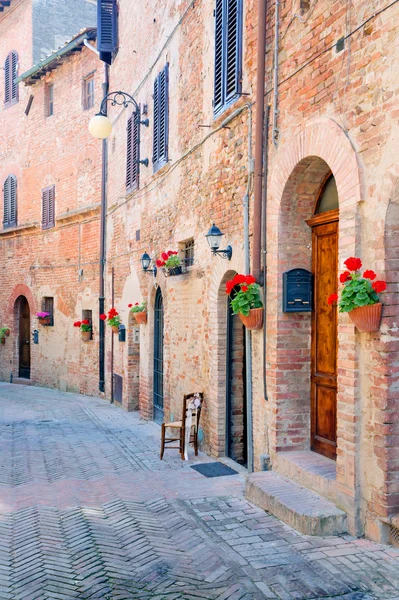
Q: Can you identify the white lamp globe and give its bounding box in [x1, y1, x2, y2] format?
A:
[88, 114, 113, 139]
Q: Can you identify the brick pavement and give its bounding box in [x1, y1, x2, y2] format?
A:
[0, 383, 398, 600]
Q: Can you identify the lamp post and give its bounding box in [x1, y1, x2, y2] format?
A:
[89, 89, 148, 394]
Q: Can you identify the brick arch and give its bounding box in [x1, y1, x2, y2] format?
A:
[7, 283, 37, 315]
[267, 118, 362, 530]
[207, 254, 245, 456]
[0, 162, 22, 182]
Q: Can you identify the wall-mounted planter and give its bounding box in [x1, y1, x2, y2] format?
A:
[0, 338, 5, 345]
[348, 302, 382, 332]
[81, 331, 92, 342]
[38, 317, 51, 326]
[112, 325, 119, 334]
[134, 312, 147, 325]
[238, 307, 264, 331]
[163, 266, 183, 277]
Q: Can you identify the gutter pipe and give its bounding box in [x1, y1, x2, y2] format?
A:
[99, 63, 109, 393]
[252, 0, 267, 284]
[262, 105, 270, 401]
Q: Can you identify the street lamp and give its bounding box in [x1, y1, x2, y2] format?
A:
[205, 223, 232, 260]
[89, 90, 149, 139]
[140, 252, 157, 276]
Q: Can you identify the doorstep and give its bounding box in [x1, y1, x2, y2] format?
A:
[274, 450, 337, 503]
[12, 378, 32, 385]
[246, 471, 347, 536]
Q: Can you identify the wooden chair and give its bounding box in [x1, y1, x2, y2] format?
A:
[160, 392, 204, 460]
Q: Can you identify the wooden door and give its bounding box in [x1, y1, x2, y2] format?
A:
[153, 288, 164, 424]
[19, 296, 31, 379]
[309, 213, 338, 459]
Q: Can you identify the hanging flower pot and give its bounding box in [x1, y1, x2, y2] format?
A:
[0, 337, 5, 345]
[112, 325, 119, 334]
[226, 274, 264, 331]
[156, 250, 183, 276]
[37, 312, 51, 326]
[128, 301, 147, 325]
[4, 329, 10, 336]
[100, 308, 123, 335]
[327, 257, 386, 334]
[74, 319, 92, 340]
[81, 330, 92, 342]
[348, 302, 382, 333]
[239, 307, 264, 330]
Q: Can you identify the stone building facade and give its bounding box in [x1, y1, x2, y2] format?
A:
[1, 0, 398, 544]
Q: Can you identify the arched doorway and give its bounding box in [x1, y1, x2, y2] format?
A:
[17, 295, 31, 379]
[307, 174, 339, 459]
[153, 287, 164, 423]
[226, 287, 247, 465]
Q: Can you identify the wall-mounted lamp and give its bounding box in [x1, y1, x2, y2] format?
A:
[140, 252, 157, 276]
[89, 90, 149, 140]
[205, 223, 232, 260]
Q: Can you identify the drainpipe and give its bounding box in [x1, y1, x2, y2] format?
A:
[99, 63, 109, 393]
[272, 0, 280, 145]
[252, 0, 267, 284]
[244, 108, 254, 473]
[262, 105, 270, 402]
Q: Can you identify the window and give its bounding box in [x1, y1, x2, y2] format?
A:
[214, 0, 243, 114]
[315, 175, 338, 215]
[3, 174, 17, 228]
[126, 111, 139, 191]
[4, 50, 18, 107]
[82, 309, 93, 340]
[83, 75, 95, 110]
[41, 185, 55, 230]
[97, 0, 118, 65]
[184, 239, 195, 267]
[153, 64, 169, 173]
[45, 83, 54, 116]
[42, 297, 54, 326]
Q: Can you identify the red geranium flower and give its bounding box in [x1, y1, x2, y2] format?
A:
[245, 275, 256, 285]
[161, 252, 169, 261]
[167, 250, 173, 256]
[81, 319, 90, 325]
[363, 270, 376, 280]
[339, 271, 351, 283]
[135, 302, 139, 306]
[327, 293, 338, 305]
[372, 280, 386, 293]
[156, 259, 165, 268]
[344, 257, 362, 271]
[241, 285, 248, 292]
[128, 304, 132, 308]
[100, 314, 107, 321]
[73, 321, 81, 327]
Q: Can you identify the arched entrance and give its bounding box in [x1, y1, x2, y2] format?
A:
[153, 287, 164, 423]
[307, 174, 339, 459]
[226, 287, 247, 466]
[17, 295, 31, 379]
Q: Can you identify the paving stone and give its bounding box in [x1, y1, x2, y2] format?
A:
[0, 383, 398, 599]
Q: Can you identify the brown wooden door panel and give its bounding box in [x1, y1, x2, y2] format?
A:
[310, 215, 338, 459]
[19, 297, 31, 379]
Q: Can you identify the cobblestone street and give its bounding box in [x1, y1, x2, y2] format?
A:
[0, 383, 398, 600]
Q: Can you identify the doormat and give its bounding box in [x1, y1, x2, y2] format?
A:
[191, 462, 238, 478]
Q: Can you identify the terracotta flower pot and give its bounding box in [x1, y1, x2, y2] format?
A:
[4, 329, 10, 336]
[111, 325, 119, 334]
[81, 330, 91, 342]
[348, 302, 382, 333]
[238, 307, 264, 330]
[38, 317, 51, 326]
[134, 311, 147, 325]
[0, 338, 5, 345]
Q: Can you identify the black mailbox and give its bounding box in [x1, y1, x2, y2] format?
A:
[283, 268, 313, 312]
[118, 324, 126, 343]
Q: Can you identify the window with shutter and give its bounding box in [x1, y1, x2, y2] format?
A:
[97, 0, 118, 65]
[213, 0, 242, 115]
[152, 64, 169, 173]
[4, 50, 19, 107]
[42, 185, 55, 230]
[3, 174, 17, 228]
[126, 112, 140, 192]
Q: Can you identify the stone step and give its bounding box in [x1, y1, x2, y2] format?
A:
[12, 378, 32, 385]
[246, 471, 347, 536]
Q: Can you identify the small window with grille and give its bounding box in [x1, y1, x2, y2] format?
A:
[42, 297, 54, 326]
[83, 74, 95, 110]
[184, 239, 195, 267]
[82, 309, 93, 340]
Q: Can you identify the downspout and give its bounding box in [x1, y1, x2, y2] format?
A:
[272, 0, 280, 145]
[99, 63, 109, 393]
[252, 0, 267, 284]
[244, 107, 254, 473]
[262, 105, 270, 402]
